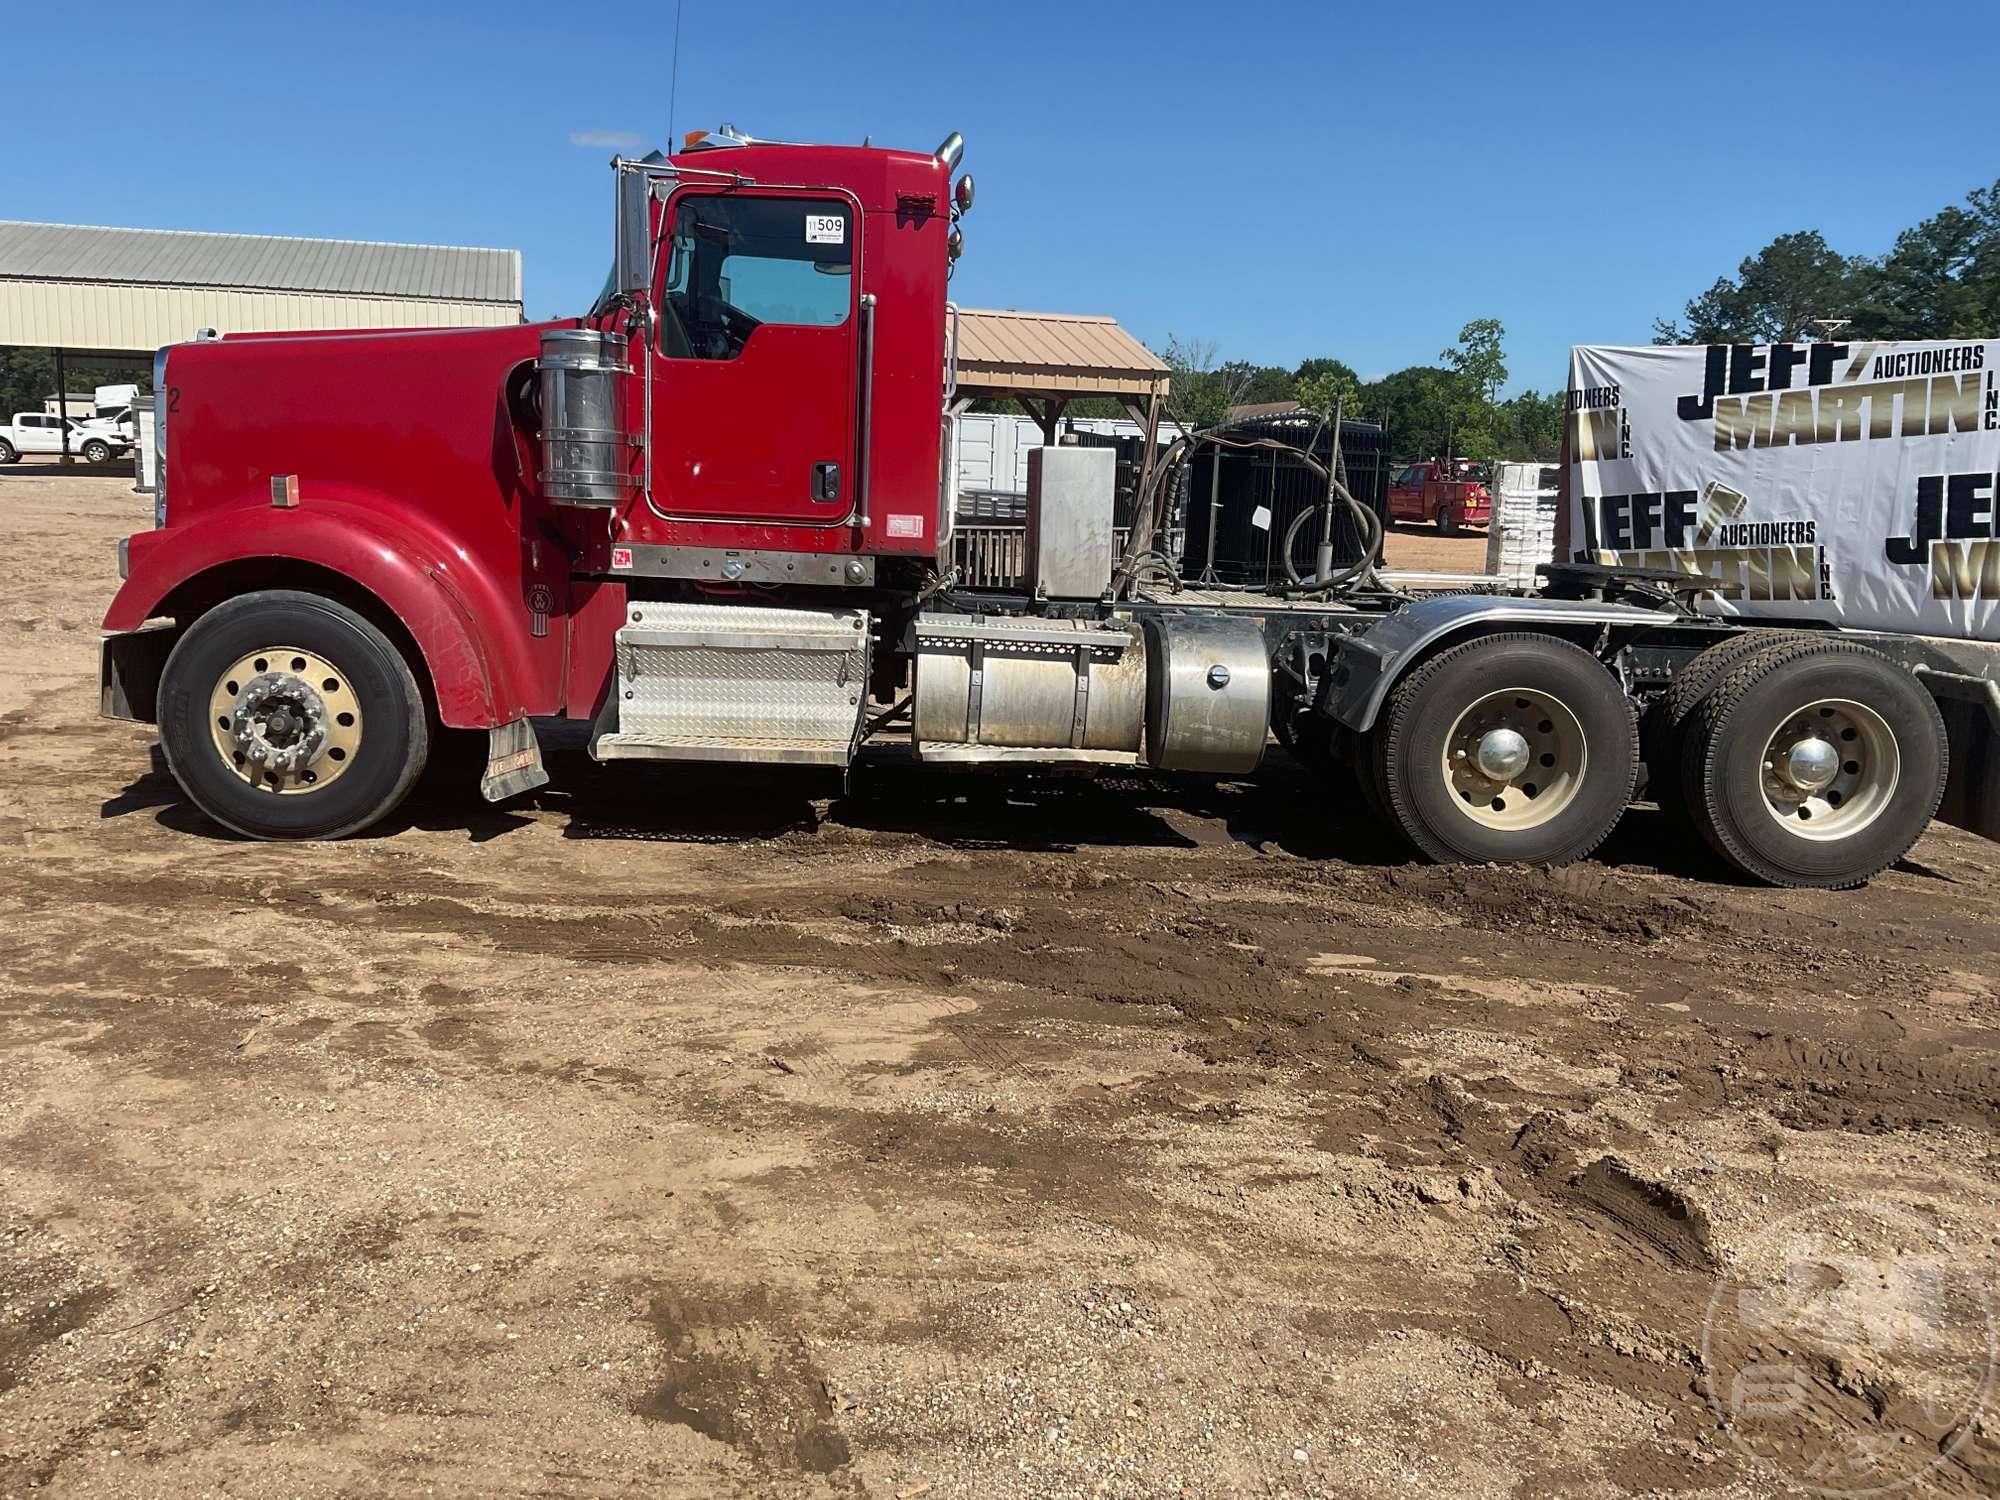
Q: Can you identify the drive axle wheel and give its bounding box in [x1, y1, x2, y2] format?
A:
[159, 590, 428, 840]
[1682, 640, 1944, 888]
[1441, 688, 1587, 832]
[1645, 629, 1806, 834]
[82, 438, 113, 464]
[1375, 633, 1636, 865]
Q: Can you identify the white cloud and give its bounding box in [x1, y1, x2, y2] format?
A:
[569, 130, 646, 152]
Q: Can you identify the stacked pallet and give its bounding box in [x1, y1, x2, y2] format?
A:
[1484, 462, 1559, 586]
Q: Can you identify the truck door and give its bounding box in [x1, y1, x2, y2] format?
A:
[648, 188, 861, 525]
[1388, 463, 1417, 520]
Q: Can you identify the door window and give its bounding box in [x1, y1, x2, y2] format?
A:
[660, 194, 853, 361]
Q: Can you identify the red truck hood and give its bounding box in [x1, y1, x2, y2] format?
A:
[161, 319, 566, 531]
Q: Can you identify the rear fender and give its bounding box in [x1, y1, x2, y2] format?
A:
[104, 493, 550, 727]
[1325, 595, 1666, 733]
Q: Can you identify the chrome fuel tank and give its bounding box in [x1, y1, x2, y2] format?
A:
[1143, 614, 1270, 773]
[913, 615, 1145, 764]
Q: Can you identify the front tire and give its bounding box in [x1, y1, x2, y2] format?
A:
[158, 590, 429, 840]
[82, 439, 113, 464]
[1681, 640, 1945, 888]
[1374, 633, 1637, 865]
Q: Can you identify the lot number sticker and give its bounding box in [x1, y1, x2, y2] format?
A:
[806, 214, 845, 245]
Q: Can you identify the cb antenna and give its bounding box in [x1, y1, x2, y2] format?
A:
[667, 0, 684, 144]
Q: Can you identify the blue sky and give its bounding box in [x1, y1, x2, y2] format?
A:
[8, 1, 1996, 394]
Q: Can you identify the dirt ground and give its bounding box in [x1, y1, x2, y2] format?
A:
[1378, 521, 1491, 574]
[3, 466, 1997, 1499]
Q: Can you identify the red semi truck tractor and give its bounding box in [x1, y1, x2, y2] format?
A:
[99, 126, 2000, 888]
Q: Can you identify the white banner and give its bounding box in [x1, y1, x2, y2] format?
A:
[1565, 340, 2000, 640]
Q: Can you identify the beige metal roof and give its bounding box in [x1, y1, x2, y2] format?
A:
[955, 308, 1168, 399]
[0, 221, 521, 303]
[0, 220, 523, 352]
[0, 280, 522, 351]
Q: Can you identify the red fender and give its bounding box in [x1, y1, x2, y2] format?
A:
[104, 491, 561, 728]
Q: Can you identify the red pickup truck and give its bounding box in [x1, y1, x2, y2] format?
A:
[1389, 459, 1492, 533]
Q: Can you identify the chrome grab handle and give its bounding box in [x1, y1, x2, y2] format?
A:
[944, 300, 960, 401]
[856, 293, 877, 531]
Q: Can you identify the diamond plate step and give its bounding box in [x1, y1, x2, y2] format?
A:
[592, 601, 871, 767]
[592, 733, 854, 767]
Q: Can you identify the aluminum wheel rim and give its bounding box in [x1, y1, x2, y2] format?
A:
[207, 646, 362, 795]
[1442, 688, 1587, 832]
[1758, 697, 1898, 841]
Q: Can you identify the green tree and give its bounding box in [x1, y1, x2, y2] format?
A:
[1440, 318, 1508, 403]
[1291, 356, 1359, 416]
[1159, 335, 1255, 428]
[1218, 360, 1296, 406]
[1358, 365, 1462, 459]
[1652, 230, 1866, 344]
[1855, 182, 2000, 338]
[0, 347, 150, 423]
[1495, 389, 1563, 461]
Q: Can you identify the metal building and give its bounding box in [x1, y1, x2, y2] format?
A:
[0, 220, 523, 351]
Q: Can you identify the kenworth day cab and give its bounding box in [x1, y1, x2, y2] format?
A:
[99, 126, 2000, 889]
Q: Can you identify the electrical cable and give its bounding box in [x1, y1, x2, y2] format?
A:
[1113, 420, 1395, 602]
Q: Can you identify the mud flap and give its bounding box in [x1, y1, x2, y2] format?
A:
[1933, 691, 2000, 842]
[480, 717, 549, 803]
[100, 623, 178, 723]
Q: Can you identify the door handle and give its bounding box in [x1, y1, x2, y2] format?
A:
[813, 462, 842, 502]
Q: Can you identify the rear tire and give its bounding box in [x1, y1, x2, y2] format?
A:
[1682, 640, 1945, 888]
[0, 439, 17, 464]
[1437, 505, 1459, 536]
[1374, 632, 1637, 865]
[158, 590, 429, 840]
[1646, 630, 1807, 830]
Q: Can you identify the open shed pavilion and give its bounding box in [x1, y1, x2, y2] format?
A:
[951, 307, 1169, 445]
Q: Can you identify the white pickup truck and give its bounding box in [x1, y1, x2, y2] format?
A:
[0, 412, 127, 465]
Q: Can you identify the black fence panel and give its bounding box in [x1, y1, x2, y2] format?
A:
[1178, 417, 1389, 587]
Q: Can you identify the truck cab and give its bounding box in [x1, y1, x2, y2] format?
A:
[1388, 458, 1492, 533]
[100, 125, 967, 840]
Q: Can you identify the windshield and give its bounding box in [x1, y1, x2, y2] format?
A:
[591, 260, 618, 317]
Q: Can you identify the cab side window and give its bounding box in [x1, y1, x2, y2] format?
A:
[660, 195, 853, 361]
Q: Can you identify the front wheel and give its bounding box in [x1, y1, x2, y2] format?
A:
[1681, 640, 1945, 888]
[1373, 633, 1637, 865]
[157, 590, 429, 840]
[81, 439, 113, 464]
